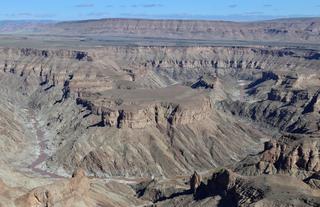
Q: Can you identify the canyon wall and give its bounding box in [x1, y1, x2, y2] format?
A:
[0, 45, 318, 177]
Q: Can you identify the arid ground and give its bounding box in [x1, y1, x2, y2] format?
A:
[0, 18, 319, 207]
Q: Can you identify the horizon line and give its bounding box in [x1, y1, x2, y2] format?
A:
[1, 15, 320, 23]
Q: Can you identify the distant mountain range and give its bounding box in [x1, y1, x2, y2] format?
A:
[0, 20, 56, 34]
[1, 17, 320, 43]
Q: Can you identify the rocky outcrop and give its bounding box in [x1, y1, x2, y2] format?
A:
[247, 71, 279, 89]
[16, 168, 90, 207]
[194, 169, 264, 205]
[153, 168, 320, 207]
[191, 74, 217, 89]
[258, 138, 320, 174]
[135, 178, 190, 203]
[190, 171, 202, 194]
[12, 168, 148, 207]
[304, 172, 320, 189]
[17, 188, 52, 207]
[303, 90, 320, 114]
[235, 135, 320, 180]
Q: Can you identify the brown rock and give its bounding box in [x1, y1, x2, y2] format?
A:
[190, 171, 202, 194]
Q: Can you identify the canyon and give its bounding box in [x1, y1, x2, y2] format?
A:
[0, 18, 319, 206]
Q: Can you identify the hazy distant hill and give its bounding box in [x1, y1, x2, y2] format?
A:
[1, 18, 320, 43]
[52, 18, 320, 43]
[0, 20, 55, 34]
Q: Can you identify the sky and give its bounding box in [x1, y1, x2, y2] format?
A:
[0, 0, 320, 21]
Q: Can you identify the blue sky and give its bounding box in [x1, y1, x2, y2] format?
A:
[0, 0, 320, 21]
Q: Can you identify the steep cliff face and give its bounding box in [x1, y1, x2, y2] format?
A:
[90, 46, 320, 74]
[1, 46, 318, 91]
[222, 72, 320, 134]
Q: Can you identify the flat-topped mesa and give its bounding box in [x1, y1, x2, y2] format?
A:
[76, 86, 213, 129]
[77, 98, 212, 129]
